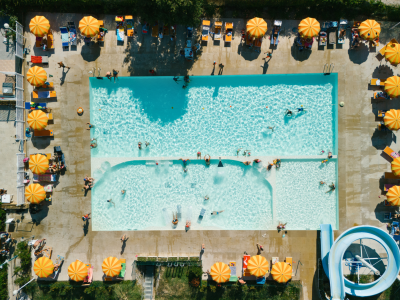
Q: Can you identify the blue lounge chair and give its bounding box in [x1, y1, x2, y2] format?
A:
[187, 27, 193, 39]
[60, 27, 69, 48]
[256, 276, 266, 284]
[25, 102, 47, 109]
[68, 22, 77, 46]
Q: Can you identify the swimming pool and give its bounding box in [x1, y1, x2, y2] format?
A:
[90, 74, 338, 157]
[90, 74, 339, 231]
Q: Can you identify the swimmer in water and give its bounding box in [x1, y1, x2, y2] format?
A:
[326, 183, 336, 193]
[183, 168, 188, 173]
[197, 151, 201, 159]
[267, 162, 274, 171]
[138, 142, 142, 149]
[253, 159, 261, 163]
[121, 190, 126, 194]
[268, 126, 275, 132]
[211, 210, 224, 215]
[242, 161, 251, 165]
[173, 76, 180, 84]
[204, 196, 209, 200]
[286, 109, 293, 116]
[320, 181, 325, 185]
[145, 141, 150, 147]
[179, 158, 191, 166]
[236, 148, 242, 157]
[204, 154, 211, 165]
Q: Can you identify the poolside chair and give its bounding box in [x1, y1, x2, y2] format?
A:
[383, 146, 400, 160]
[374, 92, 390, 100]
[285, 257, 293, 267]
[33, 173, 56, 182]
[329, 31, 336, 45]
[229, 262, 236, 276]
[337, 19, 347, 44]
[271, 20, 282, 46]
[370, 78, 386, 86]
[60, 27, 69, 49]
[47, 31, 54, 49]
[42, 247, 53, 259]
[225, 22, 233, 43]
[125, 16, 134, 37]
[117, 27, 125, 43]
[256, 276, 266, 284]
[162, 24, 170, 36]
[187, 27, 193, 39]
[142, 23, 149, 34]
[385, 172, 400, 179]
[379, 39, 398, 56]
[202, 20, 210, 43]
[378, 110, 387, 118]
[33, 130, 54, 138]
[198, 208, 206, 222]
[214, 22, 222, 41]
[67, 22, 77, 46]
[35, 82, 54, 90]
[35, 36, 42, 48]
[25, 102, 47, 110]
[50, 255, 64, 278]
[152, 23, 158, 37]
[242, 255, 250, 270]
[30, 56, 48, 64]
[32, 91, 57, 100]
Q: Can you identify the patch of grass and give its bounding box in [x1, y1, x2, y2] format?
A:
[137, 257, 146, 262]
[168, 257, 177, 262]
[147, 257, 157, 262]
[189, 257, 200, 262]
[158, 257, 168, 262]
[178, 257, 188, 261]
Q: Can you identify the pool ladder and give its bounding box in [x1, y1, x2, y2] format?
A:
[323, 63, 334, 75]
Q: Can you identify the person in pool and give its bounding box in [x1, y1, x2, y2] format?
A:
[242, 161, 251, 165]
[197, 151, 201, 159]
[297, 106, 306, 112]
[145, 141, 150, 147]
[253, 159, 261, 163]
[204, 154, 211, 165]
[204, 196, 209, 200]
[138, 142, 142, 149]
[236, 148, 242, 157]
[179, 158, 190, 166]
[267, 162, 274, 171]
[326, 183, 336, 193]
[173, 76, 180, 84]
[172, 213, 178, 225]
[286, 109, 293, 116]
[328, 152, 333, 159]
[211, 210, 224, 215]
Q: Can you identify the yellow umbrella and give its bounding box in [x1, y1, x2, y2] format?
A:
[27, 66, 47, 87]
[29, 16, 50, 37]
[385, 76, 400, 98]
[298, 17, 320, 38]
[247, 255, 269, 277]
[391, 158, 400, 177]
[28, 110, 48, 130]
[102, 257, 121, 277]
[384, 109, 400, 131]
[246, 17, 268, 38]
[385, 43, 400, 66]
[29, 154, 49, 174]
[34, 257, 54, 278]
[271, 262, 292, 283]
[210, 262, 230, 283]
[386, 185, 400, 206]
[68, 260, 88, 281]
[79, 16, 100, 37]
[25, 184, 46, 204]
[359, 19, 381, 41]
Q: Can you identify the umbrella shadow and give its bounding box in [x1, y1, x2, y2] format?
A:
[348, 43, 369, 64]
[372, 65, 394, 80]
[81, 43, 101, 62]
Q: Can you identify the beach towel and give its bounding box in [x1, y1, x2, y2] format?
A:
[243, 255, 250, 269]
[119, 263, 126, 277]
[229, 262, 236, 275]
[117, 28, 124, 41]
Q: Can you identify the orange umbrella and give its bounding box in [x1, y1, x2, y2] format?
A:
[102, 257, 121, 277]
[79, 16, 100, 37]
[359, 19, 381, 41]
[68, 260, 88, 281]
[386, 185, 400, 206]
[271, 262, 292, 283]
[27, 66, 47, 87]
[29, 16, 50, 37]
[384, 109, 400, 131]
[298, 18, 320, 38]
[210, 262, 230, 283]
[29, 154, 49, 174]
[391, 158, 400, 177]
[246, 17, 268, 38]
[34, 257, 54, 278]
[247, 255, 269, 277]
[384, 76, 400, 98]
[25, 184, 46, 204]
[385, 44, 400, 66]
[28, 110, 48, 130]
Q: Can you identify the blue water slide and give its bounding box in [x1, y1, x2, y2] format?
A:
[320, 224, 400, 300]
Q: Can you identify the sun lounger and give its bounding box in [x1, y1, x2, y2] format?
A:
[202, 20, 210, 42]
[83, 266, 93, 285]
[383, 146, 400, 160]
[254, 37, 262, 48]
[187, 27, 193, 39]
[385, 172, 400, 179]
[67, 22, 77, 46]
[162, 25, 170, 36]
[225, 22, 233, 42]
[370, 78, 386, 86]
[285, 257, 293, 267]
[229, 262, 236, 276]
[319, 31, 327, 46]
[256, 276, 266, 284]
[33, 173, 56, 182]
[51, 255, 64, 278]
[30, 56, 48, 64]
[25, 102, 47, 109]
[35, 36, 43, 48]
[126, 16, 134, 37]
[329, 31, 336, 45]
[119, 259, 126, 278]
[60, 27, 69, 48]
[378, 110, 387, 118]
[117, 27, 124, 42]
[152, 24, 158, 37]
[35, 82, 53, 90]
[32, 91, 56, 99]
[47, 31, 54, 49]
[272, 257, 279, 265]
[96, 20, 105, 42]
[338, 19, 348, 44]
[375, 92, 390, 100]
[41, 247, 52, 259]
[384, 184, 394, 192]
[379, 39, 399, 56]
[243, 255, 250, 270]
[214, 22, 222, 40]
[271, 20, 282, 46]
[33, 130, 54, 138]
[115, 16, 124, 22]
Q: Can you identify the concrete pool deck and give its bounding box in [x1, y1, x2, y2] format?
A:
[3, 13, 400, 299]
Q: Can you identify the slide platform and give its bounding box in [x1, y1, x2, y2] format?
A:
[320, 224, 400, 300]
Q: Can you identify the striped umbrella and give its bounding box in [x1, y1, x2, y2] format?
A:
[102, 257, 121, 277]
[27, 66, 47, 87]
[387, 185, 400, 206]
[28, 110, 48, 130]
[384, 109, 400, 131]
[79, 16, 100, 37]
[68, 260, 88, 281]
[247, 255, 269, 277]
[359, 19, 381, 41]
[210, 262, 230, 283]
[246, 18, 268, 38]
[34, 257, 54, 278]
[29, 154, 49, 174]
[384, 76, 400, 98]
[385, 43, 400, 66]
[298, 18, 320, 38]
[29, 16, 50, 37]
[271, 262, 292, 283]
[25, 184, 46, 204]
[391, 158, 400, 177]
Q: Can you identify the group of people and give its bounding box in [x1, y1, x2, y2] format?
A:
[106, 69, 119, 82]
[138, 141, 150, 149]
[236, 148, 251, 157]
[172, 75, 191, 89]
[83, 175, 95, 190]
[0, 232, 14, 256]
[286, 106, 306, 117]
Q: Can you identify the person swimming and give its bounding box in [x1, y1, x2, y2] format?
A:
[138, 142, 142, 149]
[204, 154, 211, 165]
[268, 126, 275, 132]
[179, 158, 190, 166]
[253, 159, 261, 163]
[211, 210, 224, 215]
[286, 109, 293, 116]
[145, 141, 150, 147]
[204, 196, 209, 200]
[236, 148, 242, 157]
[242, 161, 251, 165]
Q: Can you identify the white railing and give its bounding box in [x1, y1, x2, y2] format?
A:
[15, 21, 24, 59]
[16, 153, 25, 206]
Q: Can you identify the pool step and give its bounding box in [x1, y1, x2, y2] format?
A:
[143, 266, 154, 300]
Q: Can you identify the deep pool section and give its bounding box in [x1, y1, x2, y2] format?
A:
[92, 160, 273, 231]
[90, 74, 338, 157]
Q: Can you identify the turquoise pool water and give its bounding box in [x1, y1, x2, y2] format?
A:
[90, 74, 338, 157]
[90, 74, 339, 231]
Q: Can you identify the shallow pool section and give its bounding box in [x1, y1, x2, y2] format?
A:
[90, 74, 338, 157]
[91, 160, 273, 231]
[275, 159, 338, 230]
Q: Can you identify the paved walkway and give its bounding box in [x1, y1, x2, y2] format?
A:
[3, 13, 400, 299]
